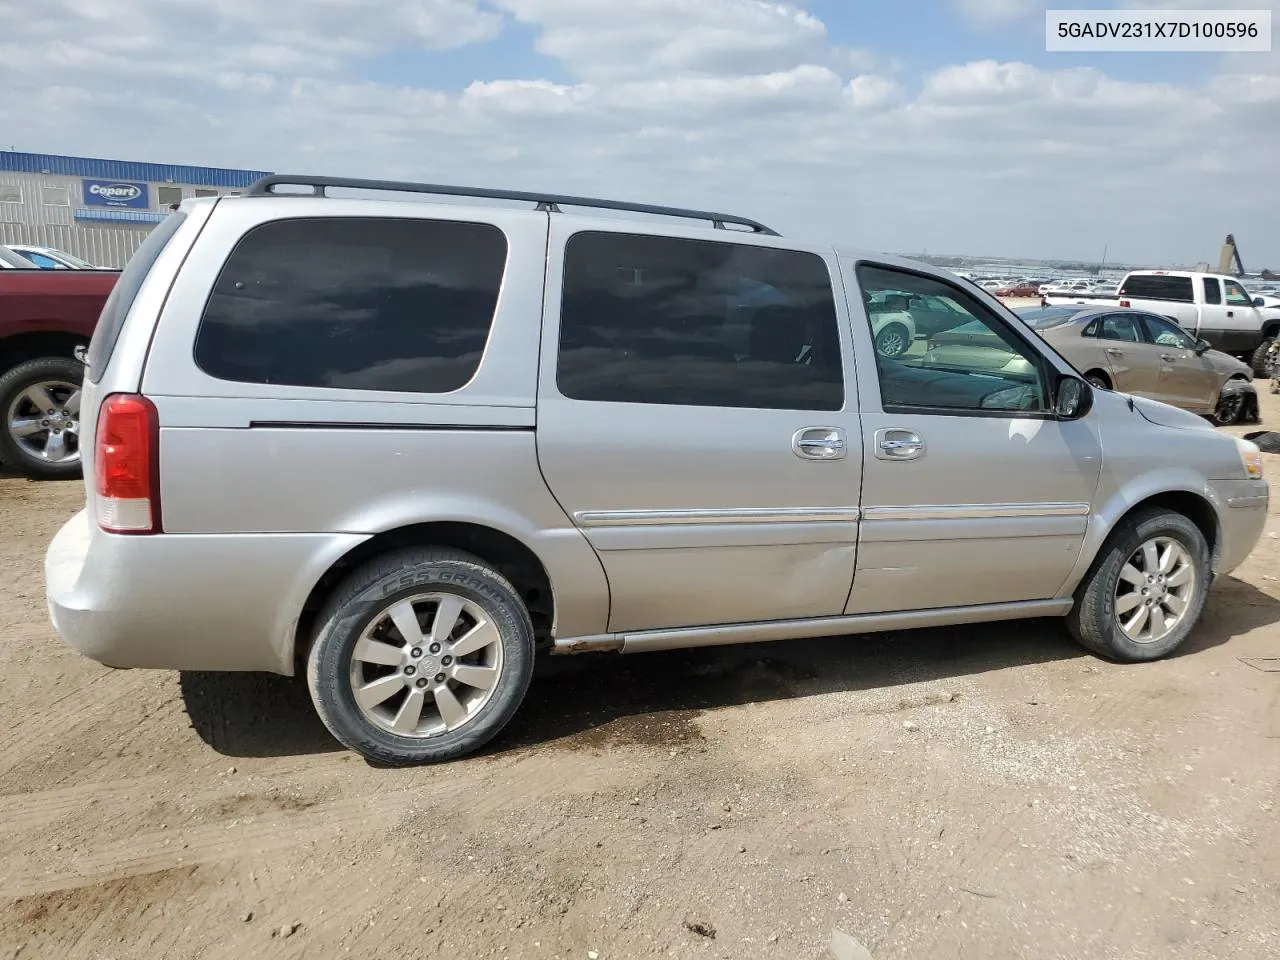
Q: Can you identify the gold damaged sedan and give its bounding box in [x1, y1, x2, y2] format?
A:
[923, 305, 1258, 425]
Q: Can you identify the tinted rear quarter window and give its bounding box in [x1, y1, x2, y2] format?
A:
[86, 211, 187, 383]
[194, 217, 507, 394]
[1202, 277, 1222, 304]
[557, 232, 843, 411]
[1118, 275, 1194, 302]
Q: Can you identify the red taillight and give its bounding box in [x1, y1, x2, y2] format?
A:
[94, 393, 160, 534]
[1119, 300, 1130, 307]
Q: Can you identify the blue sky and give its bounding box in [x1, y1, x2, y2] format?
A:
[366, 2, 1220, 92]
[2, 0, 1277, 265]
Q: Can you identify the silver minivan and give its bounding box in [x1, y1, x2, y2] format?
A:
[45, 176, 1270, 764]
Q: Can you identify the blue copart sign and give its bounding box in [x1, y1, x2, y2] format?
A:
[82, 179, 150, 209]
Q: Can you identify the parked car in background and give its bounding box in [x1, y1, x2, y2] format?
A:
[994, 281, 1039, 297]
[1045, 270, 1279, 375]
[0, 265, 119, 478]
[43, 176, 1268, 766]
[0, 245, 37, 269]
[5, 244, 101, 270]
[926, 304, 1257, 424]
[862, 291, 918, 355]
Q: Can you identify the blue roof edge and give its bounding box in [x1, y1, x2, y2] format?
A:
[1, 151, 272, 189]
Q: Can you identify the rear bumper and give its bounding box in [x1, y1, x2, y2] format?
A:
[45, 510, 366, 675]
[1209, 478, 1269, 575]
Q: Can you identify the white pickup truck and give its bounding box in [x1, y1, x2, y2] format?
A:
[1045, 270, 1280, 375]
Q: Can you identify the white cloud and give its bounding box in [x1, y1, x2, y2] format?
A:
[493, 0, 829, 81]
[846, 75, 904, 110]
[950, 0, 1044, 24]
[0, 0, 1278, 267]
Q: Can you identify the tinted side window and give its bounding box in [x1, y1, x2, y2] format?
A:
[857, 264, 1048, 414]
[557, 232, 842, 411]
[86, 211, 187, 384]
[1143, 315, 1195, 349]
[1119, 275, 1194, 302]
[1202, 277, 1222, 304]
[1098, 314, 1141, 342]
[1223, 279, 1252, 307]
[195, 217, 506, 394]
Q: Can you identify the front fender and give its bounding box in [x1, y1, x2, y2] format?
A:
[1056, 469, 1224, 599]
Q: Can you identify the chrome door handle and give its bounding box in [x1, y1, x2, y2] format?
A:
[793, 427, 846, 461]
[1161, 354, 1178, 362]
[874, 428, 925, 461]
[1105, 347, 1123, 356]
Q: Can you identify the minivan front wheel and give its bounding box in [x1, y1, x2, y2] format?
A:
[1067, 508, 1210, 662]
[307, 548, 535, 765]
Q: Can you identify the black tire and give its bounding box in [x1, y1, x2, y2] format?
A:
[306, 547, 535, 765]
[1067, 508, 1210, 663]
[1250, 338, 1275, 378]
[875, 322, 910, 357]
[0, 356, 85, 481]
[1084, 371, 1111, 390]
[1211, 387, 1246, 426]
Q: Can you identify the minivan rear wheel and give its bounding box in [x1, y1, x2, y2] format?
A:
[306, 547, 535, 765]
[1067, 508, 1210, 662]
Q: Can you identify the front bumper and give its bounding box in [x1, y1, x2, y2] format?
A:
[1209, 478, 1270, 575]
[45, 509, 366, 675]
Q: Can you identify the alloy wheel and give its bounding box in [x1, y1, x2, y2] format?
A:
[348, 593, 504, 737]
[1113, 537, 1196, 644]
[5, 380, 81, 465]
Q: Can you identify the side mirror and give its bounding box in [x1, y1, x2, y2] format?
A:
[1256, 297, 1267, 308]
[1195, 338, 1211, 355]
[1054, 375, 1093, 420]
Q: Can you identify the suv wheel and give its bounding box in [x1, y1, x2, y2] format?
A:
[307, 548, 535, 765]
[0, 357, 85, 480]
[1067, 508, 1210, 662]
[1250, 338, 1275, 378]
[875, 322, 910, 357]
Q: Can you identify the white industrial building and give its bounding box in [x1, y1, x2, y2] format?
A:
[0, 151, 271, 268]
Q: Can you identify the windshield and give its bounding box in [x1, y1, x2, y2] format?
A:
[1015, 306, 1087, 329]
[0, 245, 36, 268]
[50, 249, 96, 269]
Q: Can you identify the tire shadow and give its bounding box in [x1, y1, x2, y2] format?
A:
[178, 577, 1280, 761]
[179, 670, 341, 758]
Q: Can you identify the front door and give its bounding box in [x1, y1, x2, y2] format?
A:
[536, 222, 863, 634]
[845, 260, 1103, 614]
[1143, 313, 1217, 412]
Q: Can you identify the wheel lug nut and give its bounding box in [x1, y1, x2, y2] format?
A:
[41, 419, 49, 426]
[429, 643, 441, 654]
[442, 655, 453, 666]
[415, 678, 428, 689]
[434, 673, 446, 683]
[404, 665, 416, 675]
[410, 648, 422, 658]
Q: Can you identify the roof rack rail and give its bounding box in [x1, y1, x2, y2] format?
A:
[244, 174, 780, 236]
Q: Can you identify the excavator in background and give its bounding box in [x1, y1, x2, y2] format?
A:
[1210, 234, 1278, 281]
[1219, 234, 1246, 277]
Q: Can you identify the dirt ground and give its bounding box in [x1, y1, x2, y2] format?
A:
[2, 397, 1279, 960]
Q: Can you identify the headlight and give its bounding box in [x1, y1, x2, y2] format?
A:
[1236, 436, 1265, 479]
